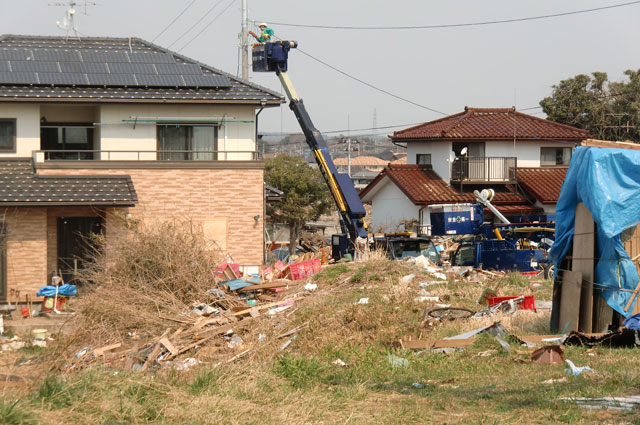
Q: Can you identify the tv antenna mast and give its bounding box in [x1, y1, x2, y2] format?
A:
[50, 1, 99, 38]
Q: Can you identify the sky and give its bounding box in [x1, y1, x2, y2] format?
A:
[1, 0, 639, 137]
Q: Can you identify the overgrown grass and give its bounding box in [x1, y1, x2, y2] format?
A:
[4, 256, 640, 424]
[0, 399, 36, 425]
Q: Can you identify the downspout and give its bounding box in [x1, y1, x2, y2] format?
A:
[257, 99, 267, 264]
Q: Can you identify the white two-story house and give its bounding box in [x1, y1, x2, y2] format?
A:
[360, 107, 589, 232]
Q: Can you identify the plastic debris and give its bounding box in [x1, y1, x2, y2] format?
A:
[400, 274, 416, 284]
[357, 298, 369, 305]
[304, 282, 318, 292]
[414, 296, 440, 302]
[227, 335, 244, 349]
[173, 357, 201, 371]
[565, 359, 593, 375]
[206, 288, 226, 298]
[387, 354, 409, 368]
[559, 395, 640, 411]
[623, 313, 640, 330]
[192, 303, 217, 316]
[332, 358, 347, 367]
[258, 333, 266, 342]
[75, 346, 91, 358]
[412, 382, 424, 389]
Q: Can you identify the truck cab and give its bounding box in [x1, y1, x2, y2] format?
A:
[373, 235, 441, 264]
[451, 239, 546, 274]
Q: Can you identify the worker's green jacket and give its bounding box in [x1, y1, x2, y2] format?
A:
[257, 27, 274, 43]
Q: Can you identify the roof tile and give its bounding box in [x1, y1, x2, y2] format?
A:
[517, 167, 568, 204]
[392, 107, 589, 141]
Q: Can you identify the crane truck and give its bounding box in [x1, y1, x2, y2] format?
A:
[253, 41, 367, 259]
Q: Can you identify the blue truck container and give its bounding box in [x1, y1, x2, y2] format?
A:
[430, 203, 483, 236]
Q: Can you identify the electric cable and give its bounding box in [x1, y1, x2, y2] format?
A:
[261, 1, 640, 30]
[167, 0, 226, 49]
[178, 0, 236, 52]
[152, 0, 198, 42]
[295, 47, 448, 115]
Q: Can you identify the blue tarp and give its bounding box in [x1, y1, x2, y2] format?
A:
[36, 284, 77, 297]
[549, 146, 640, 317]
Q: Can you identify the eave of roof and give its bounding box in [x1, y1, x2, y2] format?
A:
[0, 158, 138, 206]
[517, 166, 568, 204]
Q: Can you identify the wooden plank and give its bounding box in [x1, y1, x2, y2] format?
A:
[574, 203, 594, 333]
[559, 270, 582, 332]
[623, 222, 640, 315]
[580, 139, 640, 151]
[159, 337, 178, 357]
[93, 342, 122, 357]
[237, 281, 291, 292]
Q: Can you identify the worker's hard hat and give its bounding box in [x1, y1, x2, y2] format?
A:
[259, 22, 267, 27]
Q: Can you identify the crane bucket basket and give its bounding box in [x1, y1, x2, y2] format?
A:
[252, 41, 297, 72]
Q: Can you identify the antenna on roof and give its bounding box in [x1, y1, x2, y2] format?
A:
[49, 0, 99, 38]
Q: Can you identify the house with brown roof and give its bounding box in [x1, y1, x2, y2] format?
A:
[360, 107, 589, 232]
[0, 35, 283, 301]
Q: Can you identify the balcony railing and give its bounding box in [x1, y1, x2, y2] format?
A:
[451, 156, 517, 184]
[34, 150, 261, 162]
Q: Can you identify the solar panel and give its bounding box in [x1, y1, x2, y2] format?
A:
[10, 61, 60, 73]
[38, 73, 88, 85]
[80, 50, 129, 63]
[135, 74, 184, 87]
[32, 49, 81, 62]
[87, 73, 137, 86]
[0, 49, 33, 61]
[129, 52, 175, 64]
[59, 62, 109, 74]
[155, 63, 202, 75]
[183, 74, 231, 88]
[107, 62, 156, 75]
[0, 71, 38, 84]
[0, 61, 10, 72]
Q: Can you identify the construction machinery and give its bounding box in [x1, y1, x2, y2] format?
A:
[253, 41, 367, 259]
[429, 189, 555, 275]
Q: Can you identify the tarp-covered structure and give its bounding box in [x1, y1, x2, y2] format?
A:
[549, 146, 640, 317]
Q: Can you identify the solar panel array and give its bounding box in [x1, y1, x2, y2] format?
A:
[0, 48, 231, 88]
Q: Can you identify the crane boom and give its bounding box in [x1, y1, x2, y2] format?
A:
[253, 41, 367, 245]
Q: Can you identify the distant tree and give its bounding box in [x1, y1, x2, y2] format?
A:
[540, 70, 640, 142]
[265, 154, 332, 255]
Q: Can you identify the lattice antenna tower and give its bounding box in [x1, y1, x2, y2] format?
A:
[50, 1, 99, 38]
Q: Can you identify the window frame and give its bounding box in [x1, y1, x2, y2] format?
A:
[156, 124, 219, 161]
[540, 146, 572, 167]
[0, 219, 5, 301]
[416, 153, 431, 165]
[40, 123, 95, 160]
[0, 119, 17, 153]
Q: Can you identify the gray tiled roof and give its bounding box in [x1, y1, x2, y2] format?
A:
[0, 159, 137, 206]
[0, 35, 283, 104]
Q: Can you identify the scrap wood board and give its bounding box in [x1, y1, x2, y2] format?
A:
[574, 203, 594, 333]
[623, 221, 640, 315]
[559, 270, 582, 332]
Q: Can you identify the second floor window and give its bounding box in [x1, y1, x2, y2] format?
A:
[416, 154, 431, 165]
[41, 124, 94, 160]
[157, 124, 218, 160]
[0, 119, 16, 153]
[540, 147, 571, 166]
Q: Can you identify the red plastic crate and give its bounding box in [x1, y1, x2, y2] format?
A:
[488, 295, 536, 311]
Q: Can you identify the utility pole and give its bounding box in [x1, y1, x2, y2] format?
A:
[241, 0, 249, 80]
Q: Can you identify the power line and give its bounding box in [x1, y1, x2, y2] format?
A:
[167, 0, 226, 49]
[262, 1, 640, 30]
[178, 0, 236, 52]
[152, 0, 198, 42]
[295, 47, 448, 115]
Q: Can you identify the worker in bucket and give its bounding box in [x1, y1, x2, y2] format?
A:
[249, 22, 274, 43]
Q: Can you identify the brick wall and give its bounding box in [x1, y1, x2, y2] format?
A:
[3, 208, 47, 301]
[37, 167, 265, 265]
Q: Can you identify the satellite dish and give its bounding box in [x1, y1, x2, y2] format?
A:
[460, 147, 468, 156]
[448, 151, 456, 162]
